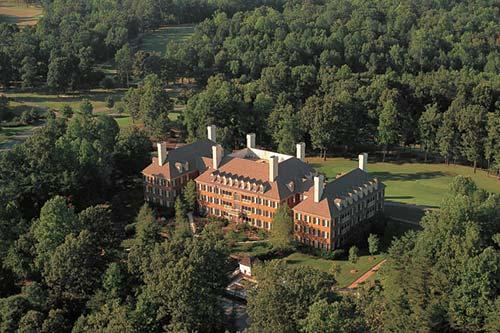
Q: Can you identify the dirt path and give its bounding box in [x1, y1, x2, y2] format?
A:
[347, 259, 387, 289]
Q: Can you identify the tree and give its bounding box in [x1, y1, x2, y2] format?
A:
[42, 309, 69, 333]
[300, 298, 366, 333]
[115, 43, 134, 86]
[269, 203, 294, 251]
[484, 112, 499, 173]
[174, 197, 190, 239]
[458, 105, 486, 173]
[378, 177, 499, 332]
[60, 104, 73, 118]
[329, 262, 341, 279]
[44, 230, 106, 303]
[102, 262, 127, 300]
[437, 108, 459, 165]
[143, 235, 229, 332]
[21, 56, 37, 88]
[377, 98, 400, 162]
[183, 180, 197, 213]
[123, 88, 141, 121]
[73, 301, 133, 333]
[127, 204, 161, 276]
[268, 102, 300, 155]
[138, 74, 172, 137]
[114, 127, 151, 175]
[247, 260, 333, 333]
[368, 234, 379, 257]
[79, 99, 93, 116]
[349, 246, 359, 264]
[106, 96, 115, 109]
[18, 310, 44, 333]
[46, 54, 71, 93]
[419, 103, 441, 162]
[31, 196, 80, 269]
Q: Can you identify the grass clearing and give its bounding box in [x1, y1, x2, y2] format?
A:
[3, 90, 126, 115]
[309, 157, 500, 207]
[284, 252, 386, 288]
[0, 0, 42, 25]
[140, 24, 195, 54]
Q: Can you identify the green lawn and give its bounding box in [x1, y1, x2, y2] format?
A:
[4, 90, 126, 115]
[284, 252, 386, 288]
[309, 157, 500, 207]
[113, 115, 133, 128]
[0, 1, 42, 25]
[140, 24, 195, 54]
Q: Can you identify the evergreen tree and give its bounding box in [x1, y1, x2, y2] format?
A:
[79, 99, 93, 116]
[349, 246, 359, 264]
[368, 234, 379, 256]
[183, 180, 197, 213]
[484, 112, 499, 172]
[115, 43, 134, 86]
[419, 103, 441, 162]
[127, 204, 161, 276]
[458, 105, 486, 173]
[138, 74, 172, 138]
[21, 56, 37, 88]
[377, 98, 400, 162]
[269, 203, 294, 251]
[174, 197, 190, 239]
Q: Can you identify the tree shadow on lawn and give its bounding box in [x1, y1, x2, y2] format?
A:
[369, 171, 446, 182]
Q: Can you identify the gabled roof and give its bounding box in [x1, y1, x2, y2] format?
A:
[142, 139, 216, 179]
[293, 168, 385, 219]
[195, 156, 315, 200]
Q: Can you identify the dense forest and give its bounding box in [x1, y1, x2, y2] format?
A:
[1, 0, 499, 332]
[0, 0, 284, 91]
[156, 0, 498, 171]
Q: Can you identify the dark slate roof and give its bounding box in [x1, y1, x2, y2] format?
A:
[142, 139, 216, 179]
[293, 168, 385, 218]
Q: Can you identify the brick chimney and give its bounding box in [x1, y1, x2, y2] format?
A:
[269, 155, 278, 182]
[246, 133, 256, 149]
[296, 142, 305, 161]
[157, 142, 167, 166]
[359, 153, 368, 171]
[207, 125, 216, 142]
[212, 144, 223, 169]
[314, 175, 324, 203]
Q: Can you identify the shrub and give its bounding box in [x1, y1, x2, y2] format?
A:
[106, 96, 115, 109]
[349, 246, 359, 263]
[100, 76, 115, 89]
[115, 102, 125, 114]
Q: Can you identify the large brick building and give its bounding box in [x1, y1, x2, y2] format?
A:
[142, 125, 385, 250]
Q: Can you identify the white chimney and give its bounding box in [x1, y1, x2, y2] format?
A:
[157, 142, 167, 166]
[207, 125, 216, 142]
[296, 142, 305, 161]
[246, 133, 256, 149]
[359, 153, 368, 171]
[269, 156, 278, 182]
[314, 175, 324, 203]
[212, 145, 223, 169]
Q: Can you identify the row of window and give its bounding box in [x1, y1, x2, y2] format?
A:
[295, 224, 330, 239]
[144, 174, 190, 188]
[202, 206, 272, 230]
[294, 213, 331, 228]
[198, 183, 278, 208]
[145, 186, 180, 198]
